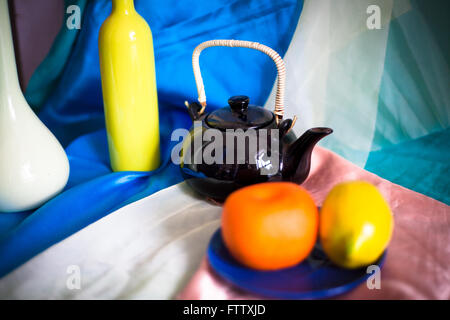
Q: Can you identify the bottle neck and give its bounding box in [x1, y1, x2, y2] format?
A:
[112, 0, 136, 15]
[0, 0, 21, 98]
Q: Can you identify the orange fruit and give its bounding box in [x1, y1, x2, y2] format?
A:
[221, 182, 319, 271]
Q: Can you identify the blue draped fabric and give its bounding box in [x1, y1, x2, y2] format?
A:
[25, 0, 89, 113]
[38, 0, 304, 146]
[0, 0, 303, 277]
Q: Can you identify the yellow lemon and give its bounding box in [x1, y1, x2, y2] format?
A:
[319, 181, 394, 269]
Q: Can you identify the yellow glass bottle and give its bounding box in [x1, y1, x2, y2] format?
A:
[99, 0, 160, 171]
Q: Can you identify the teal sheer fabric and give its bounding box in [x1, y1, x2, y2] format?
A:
[365, 0, 449, 205]
[371, 0, 450, 150]
[366, 128, 450, 205]
[267, 0, 449, 171]
[25, 0, 88, 113]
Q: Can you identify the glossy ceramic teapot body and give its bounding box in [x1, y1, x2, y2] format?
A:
[181, 96, 332, 201]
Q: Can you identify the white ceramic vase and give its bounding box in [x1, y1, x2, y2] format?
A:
[0, 0, 69, 212]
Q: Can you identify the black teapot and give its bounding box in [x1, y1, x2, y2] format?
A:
[180, 40, 332, 201]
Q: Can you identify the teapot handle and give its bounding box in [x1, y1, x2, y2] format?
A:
[192, 40, 286, 123]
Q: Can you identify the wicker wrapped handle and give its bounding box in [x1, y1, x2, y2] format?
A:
[192, 40, 286, 122]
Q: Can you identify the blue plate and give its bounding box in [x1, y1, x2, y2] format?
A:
[207, 229, 386, 299]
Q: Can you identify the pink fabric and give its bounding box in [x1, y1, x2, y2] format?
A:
[177, 146, 450, 300]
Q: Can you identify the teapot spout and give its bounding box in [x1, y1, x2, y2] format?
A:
[282, 127, 333, 184]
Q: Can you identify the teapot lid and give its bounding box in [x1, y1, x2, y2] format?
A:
[205, 96, 274, 130]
